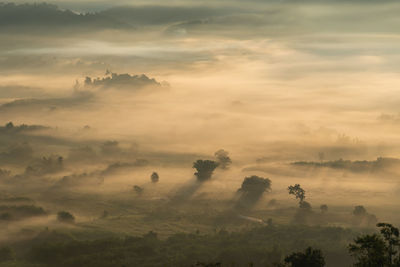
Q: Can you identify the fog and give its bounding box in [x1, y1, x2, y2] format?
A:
[0, 1, 400, 266]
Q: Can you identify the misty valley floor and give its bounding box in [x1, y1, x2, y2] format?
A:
[0, 122, 398, 266]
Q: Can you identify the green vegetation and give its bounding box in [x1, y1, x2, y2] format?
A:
[0, 122, 396, 266]
[283, 247, 325, 267]
[349, 223, 400, 267]
[6, 225, 356, 267]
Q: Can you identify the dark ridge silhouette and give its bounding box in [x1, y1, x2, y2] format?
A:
[0, 3, 131, 30]
[0, 205, 47, 221]
[0, 91, 94, 112]
[24, 155, 64, 177]
[0, 122, 49, 133]
[292, 157, 400, 173]
[100, 160, 149, 176]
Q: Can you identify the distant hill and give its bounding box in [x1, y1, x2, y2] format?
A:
[0, 2, 237, 32]
[0, 2, 131, 30]
[292, 157, 400, 173]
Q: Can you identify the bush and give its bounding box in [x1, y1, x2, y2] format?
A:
[57, 211, 75, 223]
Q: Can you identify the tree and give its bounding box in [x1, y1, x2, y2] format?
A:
[84, 76, 92, 85]
[238, 175, 271, 195]
[214, 149, 232, 169]
[377, 223, 400, 265]
[151, 172, 159, 183]
[57, 211, 75, 223]
[134, 185, 143, 194]
[299, 201, 312, 210]
[348, 234, 387, 267]
[353, 206, 378, 227]
[5, 122, 14, 129]
[348, 222, 400, 266]
[193, 160, 219, 182]
[236, 176, 272, 208]
[288, 185, 312, 224]
[288, 184, 306, 204]
[353, 206, 367, 217]
[284, 247, 325, 267]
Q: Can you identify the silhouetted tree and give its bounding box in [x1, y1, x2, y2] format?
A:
[377, 223, 400, 265]
[151, 172, 159, 183]
[288, 185, 313, 224]
[5, 122, 13, 129]
[193, 160, 219, 182]
[353, 206, 367, 217]
[238, 175, 271, 195]
[320, 204, 328, 214]
[288, 184, 306, 204]
[299, 201, 312, 210]
[57, 211, 75, 224]
[348, 222, 400, 266]
[284, 247, 325, 267]
[353, 206, 378, 227]
[348, 234, 386, 266]
[84, 76, 92, 85]
[134, 185, 143, 194]
[214, 149, 232, 169]
[236, 175, 271, 208]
